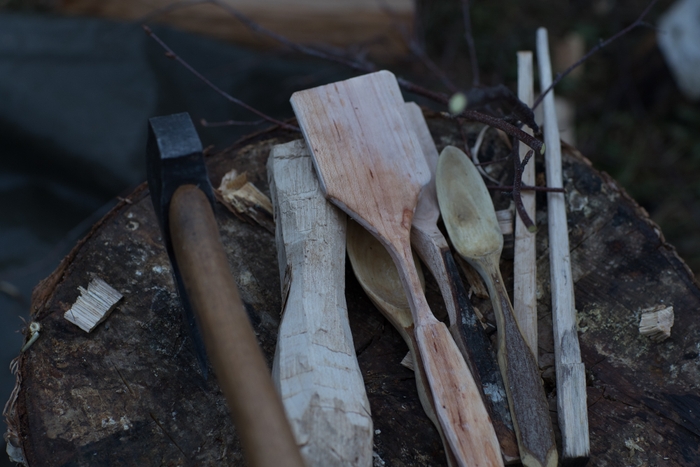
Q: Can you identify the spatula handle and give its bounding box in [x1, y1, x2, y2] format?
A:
[412, 226, 520, 463]
[479, 260, 558, 467]
[389, 242, 503, 467]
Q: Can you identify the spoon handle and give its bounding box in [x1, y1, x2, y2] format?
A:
[411, 226, 520, 463]
[389, 242, 503, 467]
[478, 260, 558, 467]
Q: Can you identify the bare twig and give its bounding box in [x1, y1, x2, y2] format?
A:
[533, 0, 658, 109]
[143, 25, 300, 132]
[513, 144, 536, 231]
[450, 111, 545, 154]
[201, 118, 265, 127]
[138, 0, 207, 23]
[378, 0, 459, 93]
[460, 0, 480, 86]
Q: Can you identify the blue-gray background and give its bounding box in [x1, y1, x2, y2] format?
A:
[0, 13, 352, 464]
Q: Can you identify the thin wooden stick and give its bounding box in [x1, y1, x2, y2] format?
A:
[536, 28, 590, 465]
[513, 51, 538, 361]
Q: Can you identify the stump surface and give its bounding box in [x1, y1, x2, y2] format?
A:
[5, 113, 700, 466]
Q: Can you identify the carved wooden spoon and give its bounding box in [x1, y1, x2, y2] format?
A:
[346, 219, 458, 467]
[404, 102, 519, 463]
[436, 146, 558, 467]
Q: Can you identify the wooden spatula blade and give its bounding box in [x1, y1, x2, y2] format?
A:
[291, 70, 430, 243]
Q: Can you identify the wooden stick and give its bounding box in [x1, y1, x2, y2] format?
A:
[536, 28, 590, 465]
[513, 51, 538, 361]
[268, 139, 373, 467]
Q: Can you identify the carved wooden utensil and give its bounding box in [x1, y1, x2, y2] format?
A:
[291, 70, 502, 467]
[436, 146, 558, 467]
[404, 102, 519, 464]
[268, 140, 373, 467]
[345, 219, 458, 467]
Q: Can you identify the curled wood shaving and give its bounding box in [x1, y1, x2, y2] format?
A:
[217, 170, 274, 233]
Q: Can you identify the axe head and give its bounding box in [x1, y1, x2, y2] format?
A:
[146, 112, 215, 377]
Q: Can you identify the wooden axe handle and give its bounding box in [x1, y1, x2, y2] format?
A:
[169, 184, 305, 467]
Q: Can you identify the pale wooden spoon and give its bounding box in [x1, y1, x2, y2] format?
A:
[291, 71, 502, 467]
[346, 219, 458, 467]
[436, 146, 558, 467]
[404, 102, 519, 463]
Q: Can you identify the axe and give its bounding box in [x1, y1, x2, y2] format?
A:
[146, 112, 304, 467]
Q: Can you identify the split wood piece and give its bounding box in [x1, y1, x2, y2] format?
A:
[291, 70, 502, 467]
[513, 51, 538, 361]
[638, 305, 674, 342]
[404, 102, 519, 464]
[456, 255, 491, 300]
[217, 169, 274, 233]
[437, 146, 557, 467]
[63, 277, 123, 332]
[268, 140, 373, 467]
[537, 28, 590, 466]
[346, 220, 458, 467]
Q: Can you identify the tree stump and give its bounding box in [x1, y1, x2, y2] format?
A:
[5, 112, 700, 466]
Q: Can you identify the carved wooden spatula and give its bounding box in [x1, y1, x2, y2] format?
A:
[291, 70, 502, 467]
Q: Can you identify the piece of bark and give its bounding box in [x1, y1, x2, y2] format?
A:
[268, 139, 373, 467]
[537, 27, 590, 465]
[513, 50, 538, 361]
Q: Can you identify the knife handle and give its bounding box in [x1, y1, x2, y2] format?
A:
[169, 184, 305, 467]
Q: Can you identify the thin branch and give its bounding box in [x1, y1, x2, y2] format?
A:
[460, 0, 480, 86]
[533, 0, 658, 109]
[513, 144, 535, 231]
[138, 0, 207, 23]
[378, 0, 459, 93]
[452, 111, 545, 155]
[201, 118, 266, 127]
[142, 25, 300, 132]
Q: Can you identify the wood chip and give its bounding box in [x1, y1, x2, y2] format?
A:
[639, 305, 674, 342]
[64, 277, 123, 332]
[217, 170, 274, 233]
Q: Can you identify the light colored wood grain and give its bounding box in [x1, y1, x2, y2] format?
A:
[268, 139, 373, 467]
[437, 146, 557, 467]
[536, 27, 590, 464]
[638, 305, 674, 342]
[405, 102, 519, 464]
[513, 51, 538, 361]
[291, 71, 502, 467]
[63, 277, 122, 333]
[58, 0, 412, 58]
